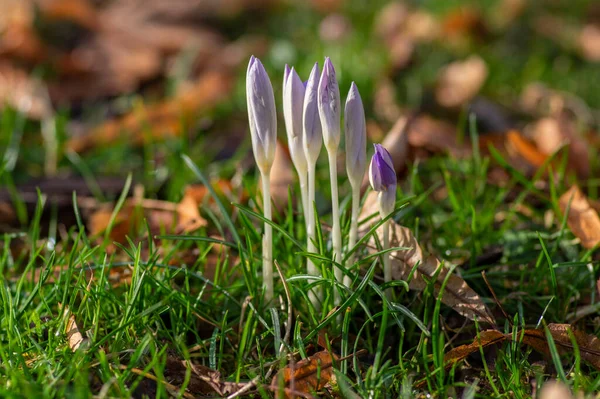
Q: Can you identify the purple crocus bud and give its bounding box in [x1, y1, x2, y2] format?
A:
[283, 64, 291, 88]
[369, 144, 396, 191]
[369, 144, 397, 216]
[344, 82, 366, 187]
[317, 57, 341, 152]
[302, 62, 323, 165]
[283, 67, 307, 175]
[247, 56, 277, 173]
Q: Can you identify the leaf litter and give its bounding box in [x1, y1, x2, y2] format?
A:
[360, 190, 496, 325]
[3, 0, 600, 397]
[444, 324, 600, 372]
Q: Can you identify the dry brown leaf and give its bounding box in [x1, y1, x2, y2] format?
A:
[441, 7, 485, 39]
[373, 78, 402, 123]
[490, 0, 526, 30]
[443, 330, 506, 365]
[578, 24, 600, 62]
[41, 0, 100, 32]
[521, 324, 600, 370]
[361, 191, 496, 324]
[374, 2, 410, 44]
[272, 350, 339, 399]
[87, 194, 206, 251]
[479, 130, 549, 177]
[444, 324, 600, 371]
[66, 70, 232, 152]
[558, 185, 600, 249]
[528, 117, 590, 178]
[407, 115, 469, 158]
[270, 141, 295, 210]
[539, 380, 574, 399]
[375, 3, 438, 70]
[405, 10, 439, 42]
[505, 129, 548, 168]
[436, 56, 488, 108]
[0, 62, 52, 119]
[62, 305, 88, 351]
[319, 14, 351, 43]
[0, 0, 266, 103]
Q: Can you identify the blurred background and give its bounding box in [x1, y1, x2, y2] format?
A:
[0, 0, 599, 222]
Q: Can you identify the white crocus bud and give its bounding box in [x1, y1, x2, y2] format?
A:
[283, 67, 307, 175]
[344, 82, 367, 188]
[246, 56, 277, 174]
[302, 63, 322, 165]
[317, 57, 341, 152]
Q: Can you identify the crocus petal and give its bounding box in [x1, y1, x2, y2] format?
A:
[374, 144, 396, 188]
[344, 82, 366, 186]
[369, 154, 382, 191]
[303, 62, 322, 165]
[246, 56, 277, 172]
[283, 64, 291, 89]
[317, 57, 341, 151]
[369, 144, 396, 192]
[283, 66, 307, 174]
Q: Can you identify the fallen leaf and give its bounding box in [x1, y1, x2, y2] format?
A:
[436, 56, 488, 108]
[0, 62, 52, 119]
[528, 117, 590, 178]
[505, 129, 547, 168]
[373, 78, 402, 123]
[407, 115, 469, 157]
[0, 0, 268, 103]
[558, 185, 600, 249]
[87, 191, 207, 251]
[319, 13, 351, 43]
[375, 3, 438, 70]
[539, 380, 574, 399]
[578, 24, 600, 62]
[66, 70, 232, 152]
[361, 191, 496, 324]
[521, 324, 600, 370]
[441, 7, 486, 39]
[443, 330, 506, 365]
[374, 2, 409, 43]
[270, 141, 295, 210]
[490, 0, 526, 30]
[479, 130, 549, 177]
[404, 10, 439, 43]
[444, 324, 600, 371]
[62, 305, 88, 351]
[272, 350, 339, 399]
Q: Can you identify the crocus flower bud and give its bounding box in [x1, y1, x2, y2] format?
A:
[283, 66, 307, 175]
[317, 57, 341, 152]
[344, 82, 366, 187]
[369, 144, 397, 216]
[303, 63, 322, 165]
[283, 64, 291, 87]
[247, 56, 277, 173]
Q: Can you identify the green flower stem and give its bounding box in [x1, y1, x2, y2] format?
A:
[345, 184, 360, 287]
[261, 172, 273, 301]
[328, 150, 343, 303]
[306, 162, 320, 305]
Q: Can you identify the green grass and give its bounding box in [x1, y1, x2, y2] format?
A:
[2, 0, 600, 397]
[2, 132, 600, 397]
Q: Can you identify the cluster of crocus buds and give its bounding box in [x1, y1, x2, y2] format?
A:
[246, 55, 397, 304]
